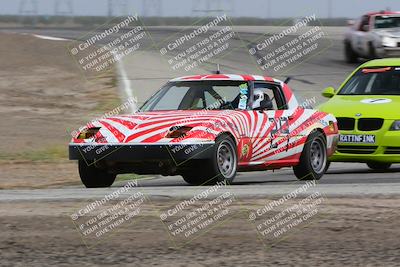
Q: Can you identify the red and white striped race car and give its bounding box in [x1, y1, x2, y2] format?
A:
[69, 74, 338, 187]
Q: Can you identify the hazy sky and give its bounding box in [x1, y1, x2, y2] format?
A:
[3, 0, 400, 18]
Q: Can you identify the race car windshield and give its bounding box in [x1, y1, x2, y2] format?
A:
[140, 80, 250, 111]
[374, 15, 400, 29]
[339, 67, 400, 95]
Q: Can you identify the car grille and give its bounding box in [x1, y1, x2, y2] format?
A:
[337, 145, 378, 154]
[385, 147, 400, 154]
[357, 118, 384, 131]
[337, 117, 355, 130]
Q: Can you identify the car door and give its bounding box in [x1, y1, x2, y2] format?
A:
[249, 82, 296, 161]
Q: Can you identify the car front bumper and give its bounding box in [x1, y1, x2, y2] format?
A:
[377, 47, 400, 57]
[69, 143, 215, 163]
[329, 129, 400, 163]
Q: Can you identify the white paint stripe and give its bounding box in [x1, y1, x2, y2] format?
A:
[32, 34, 70, 41]
[111, 50, 137, 113]
[252, 75, 265, 80]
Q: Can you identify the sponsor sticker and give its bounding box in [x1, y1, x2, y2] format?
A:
[360, 98, 392, 104]
[238, 83, 249, 110]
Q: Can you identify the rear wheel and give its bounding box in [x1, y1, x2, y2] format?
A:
[294, 131, 327, 181]
[344, 41, 358, 63]
[367, 162, 392, 171]
[78, 161, 116, 188]
[181, 135, 237, 185]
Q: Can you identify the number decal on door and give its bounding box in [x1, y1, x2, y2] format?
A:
[268, 117, 290, 149]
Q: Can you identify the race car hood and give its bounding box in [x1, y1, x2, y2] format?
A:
[72, 110, 243, 144]
[318, 95, 400, 120]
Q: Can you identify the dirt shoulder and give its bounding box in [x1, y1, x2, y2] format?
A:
[1, 197, 399, 266]
[0, 32, 120, 188]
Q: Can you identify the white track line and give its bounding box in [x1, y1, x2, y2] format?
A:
[32, 34, 70, 41]
[111, 50, 137, 113]
[29, 32, 137, 113]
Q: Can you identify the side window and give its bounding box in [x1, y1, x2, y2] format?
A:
[261, 89, 278, 110]
[253, 83, 286, 110]
[191, 98, 204, 109]
[204, 91, 219, 107]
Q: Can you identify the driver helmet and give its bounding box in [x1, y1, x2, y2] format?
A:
[252, 89, 265, 109]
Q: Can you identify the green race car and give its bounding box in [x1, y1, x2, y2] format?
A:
[319, 58, 400, 170]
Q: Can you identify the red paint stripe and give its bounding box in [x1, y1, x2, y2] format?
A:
[240, 75, 254, 81]
[99, 121, 126, 142]
[106, 118, 138, 130]
[253, 111, 320, 160]
[251, 109, 305, 158]
[204, 74, 230, 79]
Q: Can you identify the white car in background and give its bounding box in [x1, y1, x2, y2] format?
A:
[344, 11, 400, 63]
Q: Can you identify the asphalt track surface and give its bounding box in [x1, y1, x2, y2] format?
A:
[1, 26, 399, 197]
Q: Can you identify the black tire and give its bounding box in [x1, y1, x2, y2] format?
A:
[182, 171, 210, 186]
[324, 161, 331, 173]
[369, 42, 378, 59]
[78, 160, 116, 188]
[367, 162, 392, 171]
[181, 135, 237, 185]
[344, 41, 358, 63]
[293, 131, 327, 181]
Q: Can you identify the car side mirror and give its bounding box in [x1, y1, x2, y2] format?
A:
[322, 87, 336, 98]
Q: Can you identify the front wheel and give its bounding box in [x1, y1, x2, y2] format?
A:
[293, 131, 327, 181]
[324, 161, 331, 173]
[78, 161, 116, 188]
[344, 41, 358, 63]
[181, 135, 237, 185]
[367, 162, 392, 171]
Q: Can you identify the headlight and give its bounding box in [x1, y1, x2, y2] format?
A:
[165, 126, 192, 138]
[382, 36, 396, 47]
[390, 121, 400, 131]
[77, 127, 101, 139]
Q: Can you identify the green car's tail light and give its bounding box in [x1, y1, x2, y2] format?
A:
[390, 121, 400, 131]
